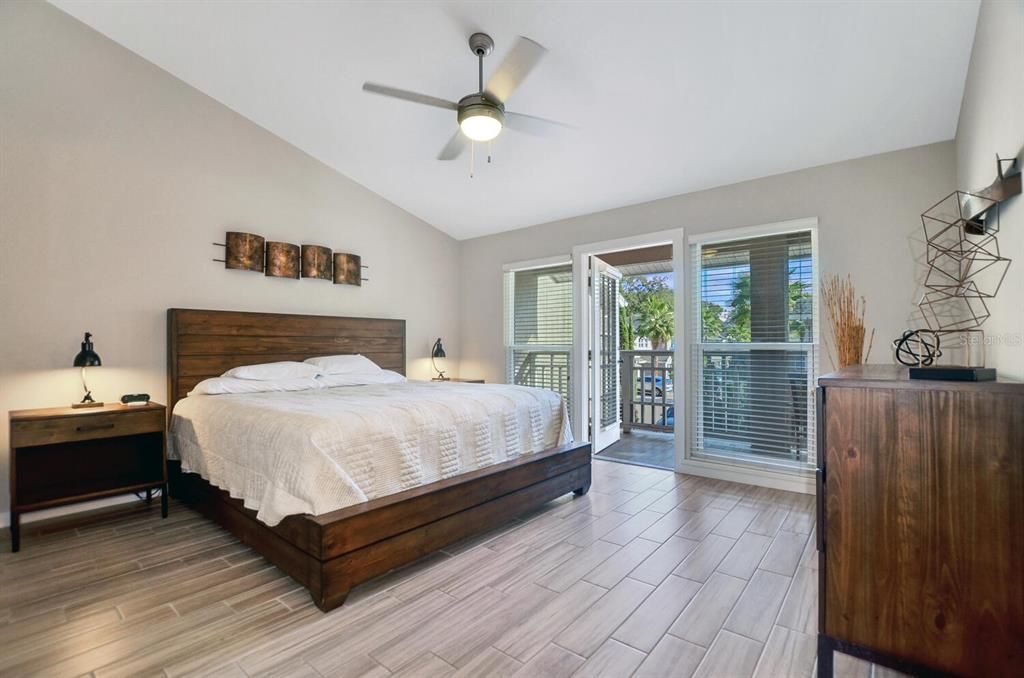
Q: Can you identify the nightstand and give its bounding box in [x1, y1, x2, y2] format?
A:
[8, 402, 168, 552]
[432, 378, 485, 383]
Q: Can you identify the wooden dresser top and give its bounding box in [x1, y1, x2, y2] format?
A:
[819, 364, 1024, 393]
[9, 402, 165, 422]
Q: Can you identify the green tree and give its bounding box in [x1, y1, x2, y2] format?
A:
[619, 305, 634, 350]
[636, 297, 674, 349]
[724, 274, 752, 342]
[701, 301, 726, 341]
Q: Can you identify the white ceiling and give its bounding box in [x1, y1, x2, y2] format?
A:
[51, 0, 980, 240]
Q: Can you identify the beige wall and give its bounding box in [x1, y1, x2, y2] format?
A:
[955, 0, 1024, 379]
[459, 142, 957, 383]
[0, 2, 460, 523]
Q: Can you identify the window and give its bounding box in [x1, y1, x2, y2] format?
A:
[504, 263, 573, 418]
[690, 228, 818, 468]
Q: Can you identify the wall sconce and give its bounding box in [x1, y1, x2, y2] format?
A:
[213, 232, 265, 272]
[333, 253, 368, 286]
[265, 242, 300, 279]
[301, 245, 333, 280]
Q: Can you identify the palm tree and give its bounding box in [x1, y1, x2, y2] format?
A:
[636, 297, 674, 349]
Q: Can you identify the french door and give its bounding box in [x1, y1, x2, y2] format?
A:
[590, 257, 622, 453]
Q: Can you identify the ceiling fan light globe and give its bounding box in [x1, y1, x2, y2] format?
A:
[460, 114, 502, 142]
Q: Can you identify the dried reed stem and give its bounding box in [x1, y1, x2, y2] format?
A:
[821, 274, 874, 369]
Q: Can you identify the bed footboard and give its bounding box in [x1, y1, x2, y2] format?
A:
[169, 441, 592, 611]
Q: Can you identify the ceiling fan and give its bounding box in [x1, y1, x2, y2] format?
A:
[362, 32, 571, 161]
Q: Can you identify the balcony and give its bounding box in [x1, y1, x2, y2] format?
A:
[597, 350, 675, 469]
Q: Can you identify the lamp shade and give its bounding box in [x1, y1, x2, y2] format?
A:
[73, 332, 101, 367]
[432, 338, 446, 359]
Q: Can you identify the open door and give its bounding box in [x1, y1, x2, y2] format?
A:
[590, 256, 622, 453]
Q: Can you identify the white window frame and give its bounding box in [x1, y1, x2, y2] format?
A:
[680, 217, 819, 494]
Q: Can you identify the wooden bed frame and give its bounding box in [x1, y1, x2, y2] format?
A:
[166, 308, 591, 611]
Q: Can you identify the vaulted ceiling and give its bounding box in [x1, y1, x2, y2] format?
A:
[51, 1, 980, 240]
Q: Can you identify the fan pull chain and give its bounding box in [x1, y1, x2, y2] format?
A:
[470, 140, 475, 178]
[488, 140, 492, 164]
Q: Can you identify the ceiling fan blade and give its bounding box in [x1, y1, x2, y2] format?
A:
[437, 130, 468, 161]
[362, 82, 458, 110]
[484, 36, 547, 104]
[504, 111, 575, 136]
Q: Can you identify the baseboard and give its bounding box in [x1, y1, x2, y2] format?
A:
[0, 494, 139, 529]
[676, 458, 815, 495]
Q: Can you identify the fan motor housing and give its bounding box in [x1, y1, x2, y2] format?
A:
[457, 94, 505, 127]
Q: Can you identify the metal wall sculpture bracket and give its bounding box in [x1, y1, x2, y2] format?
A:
[213, 232, 367, 287]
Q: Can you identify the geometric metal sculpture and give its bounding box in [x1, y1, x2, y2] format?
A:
[301, 244, 333, 280]
[265, 241, 300, 278]
[917, 155, 1019, 333]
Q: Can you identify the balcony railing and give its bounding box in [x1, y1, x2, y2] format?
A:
[620, 350, 674, 433]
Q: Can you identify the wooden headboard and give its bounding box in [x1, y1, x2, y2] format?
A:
[167, 308, 406, 411]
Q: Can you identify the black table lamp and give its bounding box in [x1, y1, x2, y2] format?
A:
[72, 332, 103, 408]
[431, 337, 448, 381]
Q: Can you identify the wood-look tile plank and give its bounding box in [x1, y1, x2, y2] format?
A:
[716, 531, 772, 580]
[723, 569, 792, 642]
[564, 512, 633, 548]
[675, 507, 729, 541]
[434, 584, 556, 667]
[582, 538, 659, 589]
[390, 652, 456, 678]
[600, 510, 663, 546]
[571, 638, 645, 677]
[712, 506, 760, 539]
[304, 590, 457, 677]
[668, 572, 747, 647]
[536, 540, 621, 593]
[752, 626, 816, 678]
[759, 530, 808, 577]
[612, 574, 702, 652]
[509, 643, 585, 678]
[672, 533, 736, 583]
[554, 577, 654, 657]
[776, 566, 817, 635]
[451, 647, 522, 678]
[634, 634, 705, 678]
[638, 507, 697, 543]
[746, 506, 790, 537]
[692, 629, 763, 678]
[370, 586, 506, 671]
[494, 580, 607, 662]
[629, 536, 700, 586]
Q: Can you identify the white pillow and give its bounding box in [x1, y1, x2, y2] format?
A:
[304, 354, 382, 375]
[222, 361, 321, 381]
[188, 376, 323, 396]
[318, 370, 407, 388]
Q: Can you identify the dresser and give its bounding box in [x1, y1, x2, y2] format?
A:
[8, 402, 168, 552]
[816, 366, 1023, 677]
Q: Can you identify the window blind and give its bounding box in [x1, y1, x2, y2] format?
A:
[504, 264, 573, 419]
[690, 231, 818, 466]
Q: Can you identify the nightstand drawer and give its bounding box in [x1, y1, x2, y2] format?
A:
[11, 409, 164, 447]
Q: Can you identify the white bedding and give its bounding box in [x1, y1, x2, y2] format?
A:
[168, 381, 572, 526]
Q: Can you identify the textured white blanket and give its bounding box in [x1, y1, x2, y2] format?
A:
[168, 381, 572, 526]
